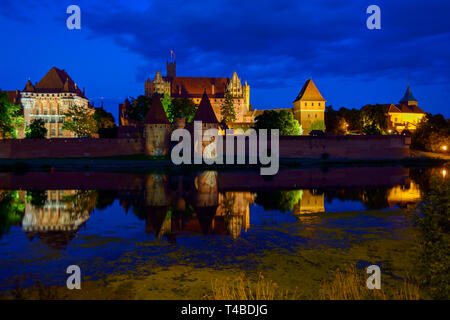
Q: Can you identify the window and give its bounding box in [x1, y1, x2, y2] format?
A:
[35, 109, 39, 115]
[305, 102, 308, 106]
[59, 127, 63, 136]
[51, 128, 56, 136]
[52, 108, 56, 115]
[312, 102, 314, 106]
[318, 103, 321, 106]
[44, 109, 48, 115]
[315, 114, 318, 118]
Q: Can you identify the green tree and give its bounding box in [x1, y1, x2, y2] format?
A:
[0, 91, 24, 138]
[220, 91, 236, 123]
[362, 123, 382, 135]
[413, 177, 449, 299]
[161, 92, 173, 118]
[255, 190, 303, 212]
[254, 110, 302, 136]
[0, 191, 25, 238]
[25, 119, 47, 138]
[311, 120, 325, 132]
[94, 108, 117, 138]
[361, 104, 387, 134]
[63, 104, 98, 137]
[168, 98, 198, 123]
[129, 95, 152, 122]
[411, 113, 450, 152]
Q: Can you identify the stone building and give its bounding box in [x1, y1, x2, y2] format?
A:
[363, 85, 426, 133]
[143, 96, 172, 156]
[19, 67, 91, 138]
[293, 79, 326, 135]
[144, 60, 253, 124]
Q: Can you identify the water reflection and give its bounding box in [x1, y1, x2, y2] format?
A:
[0, 166, 446, 248]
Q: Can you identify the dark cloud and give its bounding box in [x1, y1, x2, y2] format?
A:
[76, 0, 450, 88]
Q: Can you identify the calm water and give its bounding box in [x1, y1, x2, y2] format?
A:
[0, 165, 447, 298]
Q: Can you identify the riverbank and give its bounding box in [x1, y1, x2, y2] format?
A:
[0, 154, 447, 173]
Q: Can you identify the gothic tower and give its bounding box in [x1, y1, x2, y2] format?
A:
[167, 61, 176, 78]
[144, 96, 171, 156]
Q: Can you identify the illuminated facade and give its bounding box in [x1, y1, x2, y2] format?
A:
[293, 79, 326, 135]
[19, 67, 91, 138]
[144, 61, 253, 124]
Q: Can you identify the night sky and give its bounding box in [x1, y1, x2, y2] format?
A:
[1, 0, 449, 120]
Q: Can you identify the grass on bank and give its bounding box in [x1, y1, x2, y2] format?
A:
[206, 268, 421, 300]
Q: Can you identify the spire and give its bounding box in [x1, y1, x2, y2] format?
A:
[399, 84, 418, 104]
[193, 90, 219, 124]
[144, 96, 170, 124]
[23, 79, 35, 92]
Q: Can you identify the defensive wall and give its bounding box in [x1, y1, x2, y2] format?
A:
[0, 134, 410, 160]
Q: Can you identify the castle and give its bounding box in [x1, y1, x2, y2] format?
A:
[5, 67, 92, 138]
[144, 60, 253, 124]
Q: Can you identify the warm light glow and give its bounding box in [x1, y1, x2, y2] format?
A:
[442, 145, 448, 151]
[443, 169, 447, 178]
[388, 129, 392, 133]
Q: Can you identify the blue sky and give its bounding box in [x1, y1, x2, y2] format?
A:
[1, 0, 449, 120]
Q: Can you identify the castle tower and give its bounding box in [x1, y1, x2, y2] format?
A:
[293, 79, 326, 135]
[167, 61, 176, 78]
[144, 96, 171, 156]
[399, 85, 418, 106]
[192, 90, 221, 159]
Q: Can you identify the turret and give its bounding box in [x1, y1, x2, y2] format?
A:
[144, 96, 171, 156]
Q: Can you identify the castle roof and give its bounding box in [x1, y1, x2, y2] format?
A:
[399, 85, 418, 103]
[32, 67, 86, 98]
[363, 103, 425, 114]
[293, 79, 326, 102]
[193, 90, 219, 123]
[169, 77, 230, 98]
[23, 80, 35, 92]
[144, 96, 170, 124]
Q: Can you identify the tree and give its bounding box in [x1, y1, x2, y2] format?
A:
[63, 104, 98, 137]
[413, 177, 450, 299]
[94, 108, 117, 138]
[220, 91, 236, 123]
[254, 110, 302, 136]
[325, 106, 348, 135]
[362, 123, 382, 135]
[129, 95, 152, 122]
[25, 119, 47, 138]
[361, 104, 387, 134]
[0, 91, 24, 138]
[311, 120, 325, 132]
[168, 98, 198, 123]
[411, 113, 450, 152]
[161, 92, 173, 118]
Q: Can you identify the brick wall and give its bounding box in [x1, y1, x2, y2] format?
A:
[0, 134, 410, 160]
[0, 138, 143, 159]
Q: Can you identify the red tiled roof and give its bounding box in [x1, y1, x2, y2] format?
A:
[193, 91, 219, 123]
[397, 103, 425, 114]
[34, 67, 86, 98]
[168, 77, 230, 98]
[144, 96, 170, 124]
[293, 79, 326, 102]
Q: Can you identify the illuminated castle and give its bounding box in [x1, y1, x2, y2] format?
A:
[144, 60, 253, 124]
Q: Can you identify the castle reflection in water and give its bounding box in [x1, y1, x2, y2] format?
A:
[4, 166, 440, 250]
